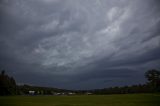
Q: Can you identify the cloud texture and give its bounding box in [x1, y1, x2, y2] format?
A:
[0, 0, 160, 89]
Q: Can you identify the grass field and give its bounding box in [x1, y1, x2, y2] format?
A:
[0, 94, 160, 106]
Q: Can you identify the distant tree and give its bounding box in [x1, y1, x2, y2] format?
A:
[0, 70, 17, 95]
[145, 69, 160, 89]
[1, 70, 5, 75]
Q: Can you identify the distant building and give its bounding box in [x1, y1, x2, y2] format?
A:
[54, 92, 61, 95]
[68, 92, 75, 95]
[29, 91, 35, 95]
[86, 92, 92, 95]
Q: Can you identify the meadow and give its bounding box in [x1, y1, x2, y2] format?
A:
[0, 94, 160, 106]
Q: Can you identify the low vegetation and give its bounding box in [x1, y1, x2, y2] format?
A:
[0, 94, 160, 106]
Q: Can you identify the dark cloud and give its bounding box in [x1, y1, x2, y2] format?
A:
[0, 0, 160, 89]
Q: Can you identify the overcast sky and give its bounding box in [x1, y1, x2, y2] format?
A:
[0, 0, 160, 90]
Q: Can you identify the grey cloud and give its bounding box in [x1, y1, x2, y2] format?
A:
[0, 0, 160, 89]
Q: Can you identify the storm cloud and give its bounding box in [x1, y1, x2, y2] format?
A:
[0, 0, 160, 89]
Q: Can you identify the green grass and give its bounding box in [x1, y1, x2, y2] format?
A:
[0, 94, 160, 106]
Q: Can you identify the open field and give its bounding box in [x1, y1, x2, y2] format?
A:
[0, 94, 160, 106]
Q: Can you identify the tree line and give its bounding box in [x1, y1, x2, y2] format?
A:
[0, 70, 17, 95]
[0, 69, 160, 95]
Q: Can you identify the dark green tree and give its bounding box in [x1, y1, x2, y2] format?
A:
[0, 70, 17, 95]
[1, 70, 5, 75]
[145, 69, 160, 89]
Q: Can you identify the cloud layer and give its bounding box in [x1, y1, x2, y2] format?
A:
[0, 0, 160, 89]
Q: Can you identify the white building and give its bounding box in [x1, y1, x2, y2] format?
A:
[29, 91, 35, 95]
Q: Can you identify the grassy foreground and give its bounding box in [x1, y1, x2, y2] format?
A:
[0, 94, 160, 106]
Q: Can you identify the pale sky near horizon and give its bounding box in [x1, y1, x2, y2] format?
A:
[0, 0, 160, 89]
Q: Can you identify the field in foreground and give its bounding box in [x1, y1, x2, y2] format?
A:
[0, 94, 160, 106]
